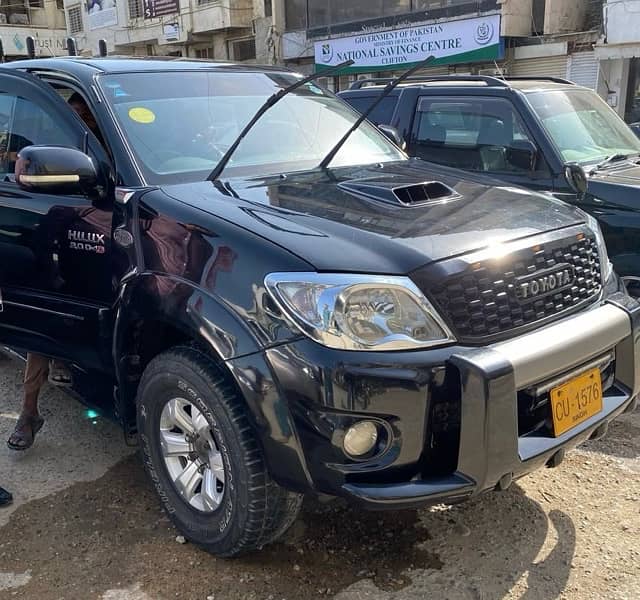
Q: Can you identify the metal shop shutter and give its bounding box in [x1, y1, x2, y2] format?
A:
[567, 52, 600, 89]
[510, 55, 568, 79]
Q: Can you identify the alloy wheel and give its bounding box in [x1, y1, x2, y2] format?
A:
[159, 397, 225, 513]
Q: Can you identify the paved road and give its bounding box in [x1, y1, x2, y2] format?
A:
[0, 354, 638, 600]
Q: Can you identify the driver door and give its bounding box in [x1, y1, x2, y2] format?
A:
[0, 69, 115, 371]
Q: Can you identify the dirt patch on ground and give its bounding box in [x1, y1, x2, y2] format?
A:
[0, 347, 638, 599]
[0, 455, 443, 600]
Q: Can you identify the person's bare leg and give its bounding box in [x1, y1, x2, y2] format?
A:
[7, 354, 48, 450]
[21, 353, 48, 416]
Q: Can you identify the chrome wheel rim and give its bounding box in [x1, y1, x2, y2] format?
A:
[159, 398, 225, 513]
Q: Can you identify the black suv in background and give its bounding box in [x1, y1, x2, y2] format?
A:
[340, 76, 640, 296]
[0, 59, 638, 557]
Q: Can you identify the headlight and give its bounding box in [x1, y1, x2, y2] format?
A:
[265, 273, 455, 351]
[582, 212, 613, 283]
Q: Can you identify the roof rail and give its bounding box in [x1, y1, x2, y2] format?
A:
[349, 75, 511, 90]
[498, 76, 576, 85]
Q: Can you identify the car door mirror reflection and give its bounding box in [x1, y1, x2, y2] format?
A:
[564, 161, 588, 196]
[15, 145, 99, 197]
[378, 124, 406, 150]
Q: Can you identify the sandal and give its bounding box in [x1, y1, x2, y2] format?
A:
[7, 414, 45, 451]
[48, 362, 72, 387]
[0, 486, 12, 507]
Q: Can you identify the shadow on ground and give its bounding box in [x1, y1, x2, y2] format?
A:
[0, 454, 576, 600]
[581, 405, 640, 460]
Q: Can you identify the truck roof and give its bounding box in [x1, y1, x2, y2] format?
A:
[0, 56, 291, 75]
[346, 75, 581, 93]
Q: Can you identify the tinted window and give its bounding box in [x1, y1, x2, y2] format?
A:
[410, 96, 547, 175]
[0, 95, 76, 179]
[343, 95, 398, 125]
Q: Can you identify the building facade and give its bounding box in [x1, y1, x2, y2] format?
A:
[596, 0, 640, 122]
[62, 0, 269, 61]
[274, 1, 606, 93]
[0, 0, 67, 60]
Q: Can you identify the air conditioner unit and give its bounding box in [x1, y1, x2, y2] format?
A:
[478, 67, 508, 76]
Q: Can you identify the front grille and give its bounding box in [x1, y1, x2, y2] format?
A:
[429, 233, 602, 341]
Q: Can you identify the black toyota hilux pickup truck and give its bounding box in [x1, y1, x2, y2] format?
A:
[340, 76, 640, 297]
[0, 58, 638, 557]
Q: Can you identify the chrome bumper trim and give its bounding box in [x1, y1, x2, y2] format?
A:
[491, 303, 630, 389]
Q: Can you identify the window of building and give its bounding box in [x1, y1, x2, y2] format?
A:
[67, 6, 83, 34]
[28, 0, 44, 8]
[264, 0, 272, 18]
[286, 1, 479, 31]
[198, 0, 216, 5]
[195, 47, 214, 59]
[3, 2, 29, 24]
[532, 0, 546, 35]
[128, 0, 144, 19]
[308, 0, 411, 28]
[56, 0, 64, 9]
[625, 58, 640, 124]
[285, 0, 306, 30]
[229, 38, 256, 62]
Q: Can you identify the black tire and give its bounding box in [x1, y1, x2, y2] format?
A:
[136, 345, 302, 557]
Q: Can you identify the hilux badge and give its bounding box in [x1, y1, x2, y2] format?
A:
[68, 229, 106, 254]
[516, 263, 575, 299]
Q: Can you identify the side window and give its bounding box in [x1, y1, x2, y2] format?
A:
[0, 94, 78, 179]
[343, 95, 398, 125]
[411, 96, 548, 175]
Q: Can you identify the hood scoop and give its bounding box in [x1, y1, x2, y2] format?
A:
[339, 179, 460, 207]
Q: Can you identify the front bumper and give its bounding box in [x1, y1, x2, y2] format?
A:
[227, 294, 640, 509]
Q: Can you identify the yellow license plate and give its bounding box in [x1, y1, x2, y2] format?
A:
[550, 368, 603, 437]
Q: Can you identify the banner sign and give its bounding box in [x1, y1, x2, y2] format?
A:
[86, 0, 118, 31]
[7, 30, 68, 56]
[314, 14, 502, 73]
[144, 0, 179, 19]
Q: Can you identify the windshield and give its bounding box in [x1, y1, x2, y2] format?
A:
[98, 71, 404, 183]
[525, 88, 640, 165]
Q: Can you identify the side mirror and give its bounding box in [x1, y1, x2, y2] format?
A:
[564, 162, 588, 196]
[507, 139, 538, 171]
[15, 145, 99, 196]
[378, 124, 406, 150]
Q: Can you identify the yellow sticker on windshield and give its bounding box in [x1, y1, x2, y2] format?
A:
[128, 107, 155, 124]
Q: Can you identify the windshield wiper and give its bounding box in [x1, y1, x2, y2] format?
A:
[207, 59, 354, 182]
[590, 153, 637, 173]
[316, 55, 435, 171]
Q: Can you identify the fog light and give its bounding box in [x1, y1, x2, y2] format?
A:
[343, 421, 378, 457]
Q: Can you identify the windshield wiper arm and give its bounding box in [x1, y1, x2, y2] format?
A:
[590, 153, 635, 173]
[317, 55, 435, 171]
[207, 59, 354, 182]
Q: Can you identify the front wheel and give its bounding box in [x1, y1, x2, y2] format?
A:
[136, 345, 302, 557]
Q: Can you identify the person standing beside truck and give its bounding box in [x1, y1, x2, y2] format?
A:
[7, 92, 104, 451]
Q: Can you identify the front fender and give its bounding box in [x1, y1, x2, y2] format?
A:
[112, 272, 312, 491]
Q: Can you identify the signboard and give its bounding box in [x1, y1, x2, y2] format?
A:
[163, 23, 180, 42]
[6, 29, 68, 56]
[144, 0, 179, 19]
[86, 0, 118, 31]
[314, 14, 502, 73]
